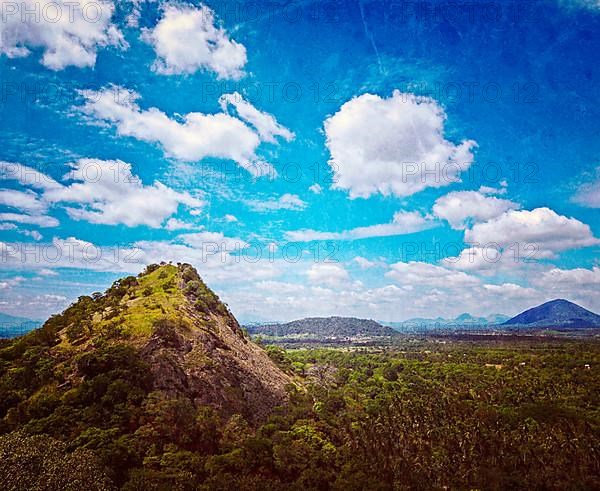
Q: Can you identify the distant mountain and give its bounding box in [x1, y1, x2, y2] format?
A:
[247, 316, 396, 340]
[0, 312, 40, 338]
[384, 313, 509, 331]
[503, 299, 600, 328]
[486, 313, 511, 325]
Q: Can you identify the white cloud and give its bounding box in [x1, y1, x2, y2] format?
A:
[0, 233, 279, 286]
[479, 181, 507, 195]
[223, 214, 238, 223]
[444, 246, 513, 273]
[0, 0, 125, 70]
[141, 3, 246, 79]
[247, 193, 307, 212]
[43, 159, 203, 228]
[536, 266, 600, 288]
[464, 207, 599, 258]
[285, 210, 434, 241]
[164, 218, 194, 231]
[0, 276, 24, 290]
[0, 166, 59, 228]
[386, 260, 480, 287]
[219, 92, 294, 142]
[482, 282, 540, 300]
[529, 266, 600, 312]
[324, 90, 476, 198]
[21, 230, 43, 241]
[179, 231, 249, 252]
[433, 190, 519, 229]
[309, 183, 322, 194]
[0, 189, 47, 214]
[79, 86, 291, 176]
[0, 162, 61, 190]
[125, 0, 143, 27]
[306, 263, 350, 287]
[0, 236, 140, 273]
[352, 256, 376, 269]
[0, 212, 58, 227]
[0, 159, 204, 229]
[572, 169, 600, 208]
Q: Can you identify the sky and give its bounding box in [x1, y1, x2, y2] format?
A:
[0, 0, 599, 323]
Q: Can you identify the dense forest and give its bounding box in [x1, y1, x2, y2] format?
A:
[1, 317, 598, 489]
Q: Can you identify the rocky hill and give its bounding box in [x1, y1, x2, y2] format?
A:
[247, 316, 396, 342]
[0, 263, 290, 428]
[503, 299, 600, 328]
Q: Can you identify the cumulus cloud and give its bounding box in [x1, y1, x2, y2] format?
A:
[141, 4, 246, 79]
[482, 282, 540, 300]
[79, 86, 291, 176]
[306, 263, 350, 287]
[538, 265, 600, 286]
[309, 183, 322, 194]
[219, 93, 294, 142]
[21, 229, 43, 241]
[0, 163, 61, 227]
[530, 266, 600, 311]
[246, 194, 307, 212]
[443, 246, 504, 272]
[324, 91, 476, 198]
[464, 207, 599, 258]
[352, 256, 376, 269]
[0, 159, 204, 228]
[0, 0, 125, 70]
[0, 189, 47, 214]
[0, 232, 282, 290]
[441, 245, 545, 276]
[164, 218, 194, 231]
[45, 159, 203, 227]
[0, 236, 139, 273]
[285, 210, 434, 242]
[0, 162, 61, 190]
[386, 260, 480, 287]
[0, 212, 58, 227]
[433, 190, 519, 229]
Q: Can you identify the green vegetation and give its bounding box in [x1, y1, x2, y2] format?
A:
[0, 264, 597, 489]
[1, 325, 598, 489]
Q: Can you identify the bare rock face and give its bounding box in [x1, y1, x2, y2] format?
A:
[139, 264, 291, 424]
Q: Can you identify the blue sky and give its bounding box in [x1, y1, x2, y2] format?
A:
[0, 0, 599, 322]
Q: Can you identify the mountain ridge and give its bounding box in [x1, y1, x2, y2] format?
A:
[247, 316, 396, 339]
[503, 299, 600, 328]
[0, 312, 40, 338]
[383, 313, 510, 331]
